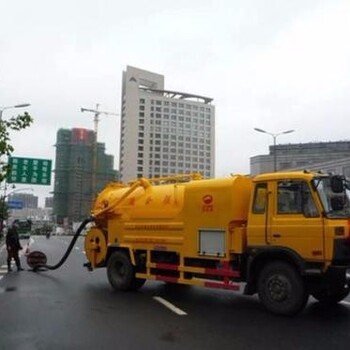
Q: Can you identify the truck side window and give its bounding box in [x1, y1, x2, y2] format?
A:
[252, 183, 267, 214]
[277, 181, 319, 217]
[278, 181, 300, 214]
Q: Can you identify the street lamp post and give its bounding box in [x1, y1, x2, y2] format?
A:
[5, 187, 34, 198]
[0, 103, 31, 120]
[254, 128, 295, 172]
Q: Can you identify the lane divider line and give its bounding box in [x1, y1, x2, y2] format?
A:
[153, 296, 187, 316]
[341, 301, 350, 306]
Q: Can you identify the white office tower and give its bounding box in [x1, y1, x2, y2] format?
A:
[119, 66, 215, 182]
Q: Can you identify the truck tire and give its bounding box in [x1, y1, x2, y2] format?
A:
[312, 287, 349, 304]
[258, 261, 308, 316]
[107, 251, 145, 291]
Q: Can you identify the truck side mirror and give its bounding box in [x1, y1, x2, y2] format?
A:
[330, 196, 345, 211]
[330, 176, 344, 193]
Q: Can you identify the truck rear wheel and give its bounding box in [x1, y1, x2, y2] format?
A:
[107, 251, 145, 291]
[258, 261, 308, 316]
[312, 287, 349, 304]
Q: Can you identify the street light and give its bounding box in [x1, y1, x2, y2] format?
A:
[254, 128, 295, 172]
[1, 186, 34, 205]
[6, 187, 34, 198]
[0, 103, 31, 120]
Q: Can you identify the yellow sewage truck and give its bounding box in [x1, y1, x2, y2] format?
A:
[84, 171, 350, 315]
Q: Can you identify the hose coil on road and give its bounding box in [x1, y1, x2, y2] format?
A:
[32, 217, 95, 271]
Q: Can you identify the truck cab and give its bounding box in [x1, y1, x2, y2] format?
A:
[245, 171, 350, 313]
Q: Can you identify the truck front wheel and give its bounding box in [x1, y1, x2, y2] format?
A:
[107, 251, 145, 291]
[258, 261, 308, 316]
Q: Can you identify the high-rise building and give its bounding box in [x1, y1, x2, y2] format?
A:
[119, 66, 215, 182]
[53, 128, 117, 224]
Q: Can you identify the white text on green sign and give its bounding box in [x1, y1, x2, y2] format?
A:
[8, 157, 52, 185]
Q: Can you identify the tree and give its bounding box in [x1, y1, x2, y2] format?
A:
[0, 111, 33, 236]
[0, 111, 33, 182]
[0, 199, 9, 221]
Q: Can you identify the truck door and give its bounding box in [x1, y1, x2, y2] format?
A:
[268, 180, 324, 261]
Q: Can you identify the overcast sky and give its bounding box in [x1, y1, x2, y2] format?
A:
[1, 0, 350, 205]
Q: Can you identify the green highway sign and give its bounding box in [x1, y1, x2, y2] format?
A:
[7, 157, 52, 185]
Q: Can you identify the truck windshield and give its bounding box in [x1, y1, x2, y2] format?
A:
[313, 177, 350, 218]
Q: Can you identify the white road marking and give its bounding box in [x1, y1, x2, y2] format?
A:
[153, 296, 187, 316]
[340, 300, 350, 306]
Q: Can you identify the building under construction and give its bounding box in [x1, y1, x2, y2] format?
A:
[53, 128, 117, 225]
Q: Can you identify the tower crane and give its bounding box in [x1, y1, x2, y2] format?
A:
[80, 104, 118, 199]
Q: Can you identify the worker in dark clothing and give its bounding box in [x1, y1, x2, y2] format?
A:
[6, 223, 24, 272]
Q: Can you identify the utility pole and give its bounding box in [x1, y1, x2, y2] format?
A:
[80, 104, 118, 199]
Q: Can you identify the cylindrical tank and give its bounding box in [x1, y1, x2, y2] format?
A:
[86, 174, 253, 267]
[92, 174, 252, 223]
